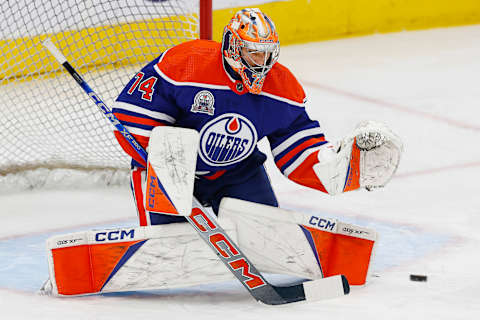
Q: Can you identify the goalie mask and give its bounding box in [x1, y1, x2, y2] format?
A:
[222, 8, 280, 94]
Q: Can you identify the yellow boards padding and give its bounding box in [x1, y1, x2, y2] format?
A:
[0, 16, 196, 83]
[2, 1, 480, 82]
[212, 0, 480, 44]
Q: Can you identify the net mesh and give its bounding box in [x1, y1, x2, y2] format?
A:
[0, 0, 199, 185]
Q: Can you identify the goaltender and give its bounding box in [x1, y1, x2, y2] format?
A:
[112, 8, 403, 225]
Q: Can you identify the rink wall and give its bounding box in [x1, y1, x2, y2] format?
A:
[212, 0, 480, 44]
[1, 0, 480, 82]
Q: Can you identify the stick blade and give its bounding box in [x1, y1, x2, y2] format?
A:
[42, 38, 68, 64]
[303, 275, 350, 302]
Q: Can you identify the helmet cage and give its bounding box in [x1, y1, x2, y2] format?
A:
[240, 40, 279, 76]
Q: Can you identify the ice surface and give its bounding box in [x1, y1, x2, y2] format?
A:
[1, 24, 480, 319]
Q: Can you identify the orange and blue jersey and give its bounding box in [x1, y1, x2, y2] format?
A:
[112, 39, 331, 195]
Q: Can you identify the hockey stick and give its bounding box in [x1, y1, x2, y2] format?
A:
[42, 38, 350, 305]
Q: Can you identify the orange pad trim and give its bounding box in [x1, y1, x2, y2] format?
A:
[52, 240, 144, 295]
[301, 225, 374, 285]
[343, 138, 361, 192]
[145, 162, 178, 214]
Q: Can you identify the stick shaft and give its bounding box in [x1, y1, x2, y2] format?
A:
[42, 39, 148, 163]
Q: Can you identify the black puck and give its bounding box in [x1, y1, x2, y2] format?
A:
[410, 274, 427, 282]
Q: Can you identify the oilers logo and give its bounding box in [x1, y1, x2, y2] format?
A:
[191, 90, 215, 116]
[199, 113, 258, 166]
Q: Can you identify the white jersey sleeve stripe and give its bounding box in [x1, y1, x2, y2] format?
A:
[121, 125, 152, 138]
[259, 91, 305, 108]
[283, 146, 323, 177]
[272, 127, 324, 157]
[113, 101, 176, 124]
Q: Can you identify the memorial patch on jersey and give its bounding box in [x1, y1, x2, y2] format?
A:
[191, 90, 215, 116]
[199, 113, 258, 166]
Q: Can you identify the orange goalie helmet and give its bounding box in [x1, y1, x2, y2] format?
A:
[222, 8, 280, 94]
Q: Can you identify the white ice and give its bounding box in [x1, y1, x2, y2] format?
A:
[1, 24, 480, 319]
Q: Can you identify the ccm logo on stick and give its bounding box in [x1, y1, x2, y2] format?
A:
[190, 208, 266, 290]
[95, 229, 135, 242]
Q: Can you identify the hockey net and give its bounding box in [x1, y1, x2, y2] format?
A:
[0, 0, 211, 191]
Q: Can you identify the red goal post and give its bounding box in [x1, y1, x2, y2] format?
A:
[0, 0, 212, 190]
[200, 0, 213, 40]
